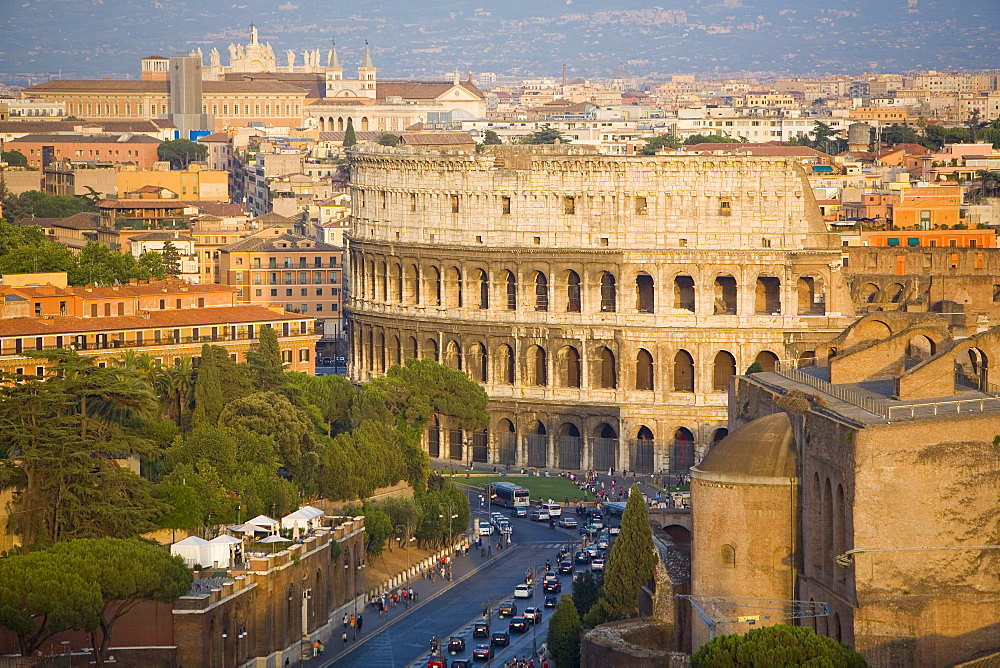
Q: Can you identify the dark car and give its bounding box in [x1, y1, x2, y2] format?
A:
[448, 637, 466, 654]
[451, 661, 472, 668]
[508, 617, 528, 633]
[544, 594, 558, 608]
[543, 580, 562, 593]
[558, 560, 574, 574]
[498, 602, 517, 618]
[491, 631, 510, 647]
[472, 645, 492, 661]
[574, 550, 591, 564]
[472, 622, 490, 638]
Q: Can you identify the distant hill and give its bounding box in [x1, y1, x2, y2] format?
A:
[2, 0, 997, 85]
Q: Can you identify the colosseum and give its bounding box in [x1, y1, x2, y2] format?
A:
[345, 144, 857, 473]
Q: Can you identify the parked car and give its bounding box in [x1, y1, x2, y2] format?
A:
[491, 631, 510, 647]
[508, 617, 528, 633]
[498, 602, 517, 618]
[513, 584, 533, 598]
[558, 516, 578, 529]
[473, 622, 490, 638]
[472, 645, 492, 661]
[523, 607, 542, 624]
[544, 595, 558, 608]
[477, 520, 493, 536]
[543, 580, 562, 593]
[448, 637, 466, 654]
[597, 536, 610, 549]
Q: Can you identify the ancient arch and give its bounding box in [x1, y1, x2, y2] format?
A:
[713, 350, 737, 391]
[597, 346, 617, 389]
[714, 275, 738, 314]
[526, 345, 546, 386]
[636, 348, 654, 391]
[558, 345, 581, 387]
[566, 270, 582, 312]
[754, 350, 779, 372]
[636, 273, 654, 313]
[673, 349, 695, 392]
[469, 341, 487, 382]
[534, 271, 549, 312]
[600, 271, 617, 312]
[674, 274, 695, 311]
[495, 344, 515, 384]
[558, 422, 582, 470]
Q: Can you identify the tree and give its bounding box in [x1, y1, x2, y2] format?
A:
[2, 150, 28, 166]
[640, 134, 681, 155]
[0, 238, 75, 276]
[572, 570, 601, 623]
[159, 240, 182, 275]
[69, 241, 165, 287]
[966, 110, 983, 144]
[0, 549, 102, 656]
[683, 133, 737, 145]
[546, 595, 582, 668]
[0, 189, 96, 220]
[589, 485, 656, 621]
[361, 501, 393, 555]
[375, 131, 399, 147]
[482, 129, 502, 145]
[745, 361, 763, 375]
[246, 325, 285, 391]
[968, 170, 1000, 203]
[219, 391, 317, 485]
[48, 538, 192, 667]
[156, 139, 207, 169]
[521, 124, 569, 145]
[691, 624, 867, 668]
[190, 344, 253, 426]
[809, 121, 841, 154]
[343, 118, 357, 147]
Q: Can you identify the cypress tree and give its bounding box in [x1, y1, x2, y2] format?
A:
[590, 484, 657, 620]
[546, 594, 581, 668]
[246, 325, 284, 391]
[159, 240, 181, 275]
[192, 344, 224, 426]
[343, 118, 357, 147]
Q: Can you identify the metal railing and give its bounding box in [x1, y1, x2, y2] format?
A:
[775, 361, 890, 418]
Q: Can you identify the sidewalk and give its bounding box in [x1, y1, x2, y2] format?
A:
[301, 539, 517, 666]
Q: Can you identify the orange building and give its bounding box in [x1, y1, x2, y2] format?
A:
[862, 229, 996, 248]
[118, 163, 229, 201]
[889, 185, 962, 230]
[7, 132, 162, 169]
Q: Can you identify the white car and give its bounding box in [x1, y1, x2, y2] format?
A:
[477, 520, 493, 536]
[591, 557, 606, 571]
[513, 584, 533, 598]
[558, 517, 578, 529]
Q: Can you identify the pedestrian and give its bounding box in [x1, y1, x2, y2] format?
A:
[343, 612, 348, 629]
[357, 615, 364, 634]
[342, 630, 348, 646]
[318, 641, 324, 656]
[312, 639, 320, 657]
[349, 614, 356, 628]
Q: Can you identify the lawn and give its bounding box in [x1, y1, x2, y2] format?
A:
[457, 475, 587, 504]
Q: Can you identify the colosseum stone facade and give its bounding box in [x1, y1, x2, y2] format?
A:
[345, 144, 856, 473]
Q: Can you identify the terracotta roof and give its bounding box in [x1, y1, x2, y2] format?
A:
[397, 132, 476, 146]
[99, 199, 193, 210]
[317, 131, 380, 142]
[54, 212, 103, 230]
[24, 80, 306, 95]
[129, 185, 176, 194]
[9, 133, 161, 145]
[129, 231, 194, 242]
[198, 132, 231, 143]
[0, 120, 174, 134]
[308, 97, 374, 107]
[80, 280, 235, 299]
[222, 72, 326, 98]
[220, 232, 341, 253]
[196, 202, 246, 217]
[251, 212, 294, 224]
[0, 305, 307, 337]
[376, 80, 483, 101]
[3, 286, 75, 298]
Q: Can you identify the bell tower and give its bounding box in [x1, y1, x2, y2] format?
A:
[357, 41, 377, 100]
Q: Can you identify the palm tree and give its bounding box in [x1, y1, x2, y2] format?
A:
[164, 358, 194, 427]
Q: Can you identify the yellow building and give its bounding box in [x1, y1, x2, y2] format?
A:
[118, 163, 229, 201]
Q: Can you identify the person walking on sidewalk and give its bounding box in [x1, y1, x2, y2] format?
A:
[342, 631, 348, 646]
[343, 613, 348, 630]
[357, 615, 364, 636]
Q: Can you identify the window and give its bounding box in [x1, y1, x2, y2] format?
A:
[563, 196, 575, 214]
[175, 299, 181, 309]
[566, 271, 581, 312]
[534, 272, 548, 311]
[600, 272, 617, 312]
[636, 274, 654, 313]
[505, 271, 517, 310]
[451, 194, 460, 213]
[501, 196, 511, 215]
[635, 196, 647, 213]
[271, 289, 278, 297]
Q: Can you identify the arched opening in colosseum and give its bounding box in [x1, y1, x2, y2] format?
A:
[390, 264, 402, 303]
[446, 266, 463, 307]
[599, 272, 617, 312]
[472, 428, 488, 463]
[366, 329, 374, 371]
[631, 426, 655, 473]
[527, 345, 547, 386]
[754, 350, 779, 372]
[368, 259, 376, 300]
[714, 275, 738, 314]
[593, 423, 618, 472]
[832, 613, 842, 642]
[422, 338, 438, 362]
[390, 334, 401, 367]
[426, 266, 442, 306]
[636, 273, 654, 313]
[712, 427, 729, 443]
[671, 427, 695, 472]
[527, 422, 547, 468]
[534, 272, 549, 311]
[504, 270, 517, 310]
[380, 261, 388, 302]
[498, 419, 517, 465]
[859, 282, 880, 303]
[885, 282, 905, 303]
[673, 275, 695, 312]
[905, 335, 935, 369]
[597, 347, 617, 388]
[823, 477, 834, 576]
[407, 336, 418, 361]
[558, 423, 582, 470]
[375, 331, 385, 373]
[449, 427, 463, 460]
[835, 483, 846, 576]
[428, 417, 441, 458]
[566, 270, 582, 312]
[713, 350, 737, 391]
[635, 349, 654, 391]
[797, 276, 825, 315]
[755, 276, 782, 314]
[476, 269, 489, 309]
[444, 339, 462, 370]
[469, 342, 487, 382]
[855, 318, 892, 342]
[495, 344, 515, 384]
[956, 347, 989, 392]
[810, 473, 821, 570]
[720, 544, 736, 568]
[673, 350, 695, 392]
[558, 346, 581, 387]
[405, 264, 420, 304]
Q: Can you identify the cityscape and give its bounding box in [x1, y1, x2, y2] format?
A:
[0, 2, 999, 667]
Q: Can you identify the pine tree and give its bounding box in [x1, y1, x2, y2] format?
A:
[246, 325, 284, 391]
[590, 484, 656, 620]
[159, 241, 181, 276]
[343, 118, 357, 147]
[692, 624, 867, 668]
[546, 594, 581, 668]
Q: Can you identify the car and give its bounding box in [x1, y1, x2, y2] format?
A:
[574, 550, 591, 564]
[523, 607, 542, 624]
[498, 602, 517, 618]
[513, 584, 533, 598]
[427, 654, 446, 668]
[490, 512, 504, 525]
[491, 631, 510, 647]
[597, 536, 610, 549]
[543, 570, 559, 582]
[477, 520, 493, 536]
[544, 595, 558, 608]
[585, 545, 600, 559]
[579, 523, 600, 535]
[448, 637, 466, 654]
[587, 511, 605, 529]
[558, 560, 574, 574]
[508, 617, 528, 633]
[591, 557, 606, 571]
[558, 517, 578, 529]
[529, 510, 550, 522]
[542, 502, 562, 517]
[543, 580, 562, 593]
[512, 506, 528, 517]
[452, 661, 473, 668]
[472, 645, 492, 661]
[473, 622, 490, 638]
[608, 525, 621, 536]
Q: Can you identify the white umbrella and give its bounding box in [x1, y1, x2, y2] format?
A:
[256, 535, 291, 544]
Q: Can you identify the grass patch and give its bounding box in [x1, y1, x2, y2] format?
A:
[460, 475, 586, 503]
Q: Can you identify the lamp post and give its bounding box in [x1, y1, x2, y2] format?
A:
[395, 524, 415, 575]
[353, 555, 365, 638]
[525, 565, 540, 660]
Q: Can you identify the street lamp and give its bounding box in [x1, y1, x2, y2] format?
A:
[525, 565, 540, 660]
[353, 556, 365, 638]
[395, 524, 415, 574]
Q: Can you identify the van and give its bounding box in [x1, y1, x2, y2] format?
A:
[477, 519, 493, 536]
[541, 502, 562, 518]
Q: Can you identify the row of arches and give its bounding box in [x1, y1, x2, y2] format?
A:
[316, 115, 371, 132]
[353, 325, 790, 393]
[350, 254, 829, 317]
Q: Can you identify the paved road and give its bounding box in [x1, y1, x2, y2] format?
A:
[312, 487, 583, 668]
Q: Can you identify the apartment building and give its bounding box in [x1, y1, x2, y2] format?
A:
[117, 163, 229, 202]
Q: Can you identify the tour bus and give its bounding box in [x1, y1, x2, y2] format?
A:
[489, 482, 530, 508]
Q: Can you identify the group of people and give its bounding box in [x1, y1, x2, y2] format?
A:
[373, 587, 417, 614]
[341, 612, 364, 643]
[501, 657, 548, 668]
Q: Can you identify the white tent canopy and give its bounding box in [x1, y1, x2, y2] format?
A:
[245, 515, 279, 534]
[228, 523, 266, 535]
[256, 535, 291, 544]
[201, 535, 243, 568]
[281, 505, 326, 530]
[170, 536, 209, 568]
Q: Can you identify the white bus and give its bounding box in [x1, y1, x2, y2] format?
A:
[489, 482, 530, 508]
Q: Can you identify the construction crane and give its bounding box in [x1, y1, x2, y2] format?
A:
[676, 595, 830, 640]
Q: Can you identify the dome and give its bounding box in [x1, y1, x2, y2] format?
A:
[692, 412, 797, 481]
